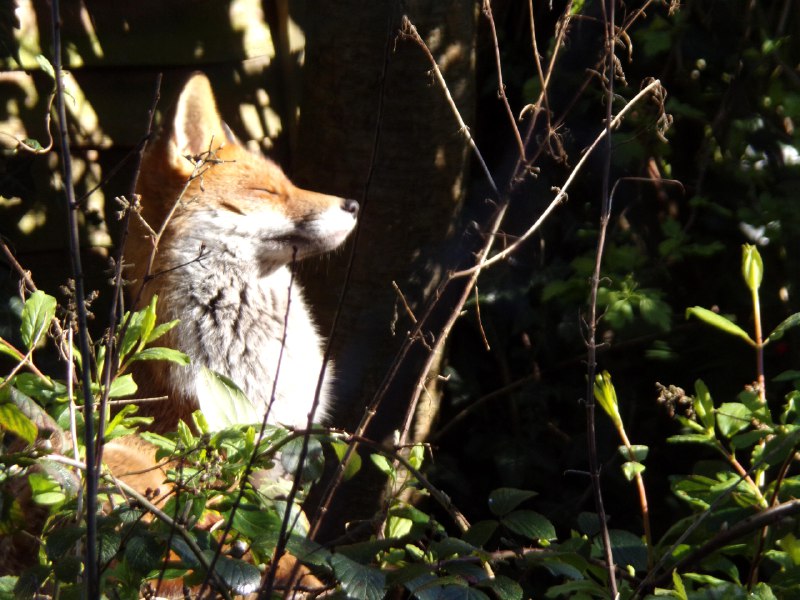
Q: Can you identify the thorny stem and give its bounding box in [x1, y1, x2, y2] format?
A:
[50, 1, 101, 596]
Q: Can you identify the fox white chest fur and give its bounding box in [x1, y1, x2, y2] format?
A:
[126, 74, 357, 432]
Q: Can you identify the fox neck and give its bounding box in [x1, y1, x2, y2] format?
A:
[151, 237, 330, 428]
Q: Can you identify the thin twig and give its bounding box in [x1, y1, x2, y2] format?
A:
[453, 78, 664, 278]
[46, 453, 232, 600]
[95, 75, 162, 476]
[482, 0, 527, 161]
[582, 0, 620, 594]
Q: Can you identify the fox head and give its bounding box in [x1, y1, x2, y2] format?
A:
[131, 73, 358, 278]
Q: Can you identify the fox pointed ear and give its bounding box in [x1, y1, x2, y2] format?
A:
[171, 73, 227, 160]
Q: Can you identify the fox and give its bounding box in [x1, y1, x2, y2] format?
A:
[124, 73, 358, 432]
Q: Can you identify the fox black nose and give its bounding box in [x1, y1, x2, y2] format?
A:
[343, 198, 359, 216]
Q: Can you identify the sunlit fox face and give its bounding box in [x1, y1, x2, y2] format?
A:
[170, 143, 358, 268]
[151, 74, 359, 272]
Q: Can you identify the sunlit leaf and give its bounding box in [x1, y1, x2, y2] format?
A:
[716, 402, 752, 438]
[330, 440, 362, 481]
[0, 399, 37, 444]
[130, 347, 190, 366]
[20, 291, 56, 350]
[196, 367, 259, 429]
[686, 307, 754, 346]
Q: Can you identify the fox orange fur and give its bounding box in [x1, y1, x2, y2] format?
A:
[125, 73, 358, 432]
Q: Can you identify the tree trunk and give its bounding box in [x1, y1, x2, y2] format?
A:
[291, 1, 476, 537]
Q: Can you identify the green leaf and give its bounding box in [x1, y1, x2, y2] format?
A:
[124, 532, 163, 575]
[501, 510, 556, 541]
[35, 54, 55, 80]
[463, 520, 499, 548]
[146, 318, 180, 343]
[741, 244, 763, 292]
[370, 453, 395, 479]
[28, 472, 67, 506]
[693, 379, 715, 430]
[767, 313, 800, 343]
[107, 374, 138, 398]
[0, 399, 37, 444]
[622, 461, 646, 481]
[196, 367, 259, 429]
[716, 402, 752, 438]
[281, 435, 324, 483]
[330, 440, 362, 481]
[45, 524, 85, 560]
[488, 488, 538, 517]
[226, 504, 282, 552]
[606, 529, 648, 572]
[329, 553, 385, 600]
[130, 347, 191, 365]
[203, 552, 261, 596]
[0, 337, 21, 361]
[478, 575, 524, 600]
[619, 444, 649, 461]
[20, 291, 57, 350]
[686, 307, 754, 346]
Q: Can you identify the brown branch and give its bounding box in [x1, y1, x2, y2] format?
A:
[482, 0, 526, 161]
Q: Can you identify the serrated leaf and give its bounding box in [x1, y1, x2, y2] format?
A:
[130, 347, 191, 365]
[124, 533, 163, 574]
[226, 504, 282, 552]
[488, 488, 537, 517]
[686, 306, 754, 345]
[478, 575, 524, 600]
[767, 313, 800, 343]
[45, 524, 85, 560]
[0, 400, 37, 444]
[329, 553, 385, 600]
[196, 367, 259, 429]
[203, 552, 261, 596]
[20, 291, 56, 350]
[501, 510, 556, 541]
[716, 402, 752, 437]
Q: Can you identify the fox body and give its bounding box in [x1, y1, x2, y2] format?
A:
[126, 74, 357, 431]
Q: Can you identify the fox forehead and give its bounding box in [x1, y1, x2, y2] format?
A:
[182, 143, 332, 217]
